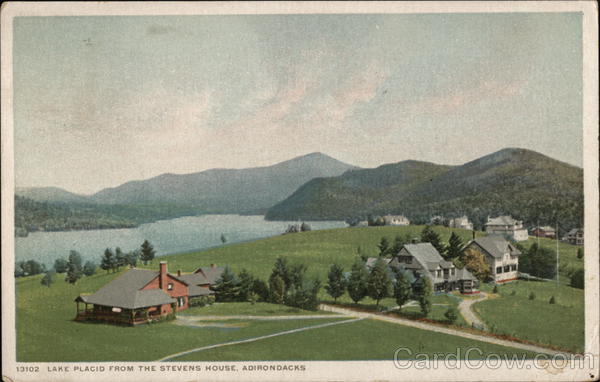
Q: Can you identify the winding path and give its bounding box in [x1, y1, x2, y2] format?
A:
[457, 292, 489, 330]
[319, 304, 573, 356]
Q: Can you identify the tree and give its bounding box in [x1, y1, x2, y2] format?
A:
[377, 237, 391, 257]
[287, 278, 321, 310]
[392, 234, 410, 255]
[53, 258, 68, 273]
[529, 292, 536, 300]
[492, 285, 498, 293]
[444, 307, 458, 323]
[367, 258, 392, 308]
[347, 258, 369, 304]
[221, 234, 227, 244]
[461, 247, 491, 281]
[125, 250, 139, 268]
[570, 268, 584, 289]
[445, 232, 464, 261]
[271, 257, 292, 290]
[41, 271, 54, 287]
[140, 240, 156, 265]
[65, 250, 83, 284]
[251, 278, 270, 302]
[549, 296, 556, 304]
[237, 269, 254, 302]
[519, 243, 556, 279]
[100, 248, 116, 273]
[300, 222, 312, 232]
[289, 263, 308, 290]
[394, 268, 412, 311]
[414, 276, 432, 316]
[14, 261, 25, 277]
[269, 275, 285, 304]
[325, 264, 347, 302]
[420, 226, 446, 255]
[345, 217, 360, 227]
[22, 260, 45, 276]
[211, 266, 240, 302]
[83, 261, 97, 276]
[577, 247, 584, 259]
[115, 247, 126, 270]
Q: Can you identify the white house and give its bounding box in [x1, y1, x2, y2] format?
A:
[465, 236, 521, 283]
[448, 216, 473, 230]
[383, 215, 410, 226]
[484, 215, 528, 241]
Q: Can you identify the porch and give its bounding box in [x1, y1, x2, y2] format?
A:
[74, 299, 163, 326]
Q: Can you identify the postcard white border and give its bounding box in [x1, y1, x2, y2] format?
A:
[2, 2, 598, 381]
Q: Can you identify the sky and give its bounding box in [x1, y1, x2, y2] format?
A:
[13, 13, 583, 195]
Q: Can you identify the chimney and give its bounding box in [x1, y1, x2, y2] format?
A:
[159, 261, 167, 290]
[177, 269, 181, 277]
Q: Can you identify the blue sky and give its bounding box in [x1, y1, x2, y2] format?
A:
[14, 13, 582, 194]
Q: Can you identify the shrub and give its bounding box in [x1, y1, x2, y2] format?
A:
[510, 290, 516, 296]
[570, 269, 584, 289]
[492, 285, 498, 293]
[189, 296, 211, 307]
[444, 307, 458, 323]
[528, 292, 536, 300]
[549, 296, 556, 304]
[577, 248, 583, 259]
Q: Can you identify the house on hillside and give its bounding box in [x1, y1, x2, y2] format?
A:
[448, 216, 473, 230]
[531, 226, 556, 239]
[75, 261, 224, 325]
[484, 215, 528, 241]
[366, 243, 478, 294]
[566, 228, 584, 245]
[383, 215, 410, 226]
[464, 236, 521, 283]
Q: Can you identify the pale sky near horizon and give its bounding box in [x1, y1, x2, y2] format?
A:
[13, 13, 582, 195]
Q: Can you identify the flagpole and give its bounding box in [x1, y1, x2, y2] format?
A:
[556, 221, 559, 285]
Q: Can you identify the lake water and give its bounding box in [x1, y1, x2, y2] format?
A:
[15, 215, 346, 267]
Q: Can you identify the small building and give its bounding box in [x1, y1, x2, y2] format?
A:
[383, 215, 410, 226]
[367, 243, 478, 294]
[75, 262, 224, 325]
[429, 215, 445, 225]
[464, 236, 521, 283]
[448, 216, 473, 231]
[484, 215, 528, 242]
[566, 228, 584, 245]
[531, 226, 556, 239]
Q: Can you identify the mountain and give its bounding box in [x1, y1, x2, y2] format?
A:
[90, 152, 357, 214]
[265, 148, 583, 232]
[16, 187, 91, 204]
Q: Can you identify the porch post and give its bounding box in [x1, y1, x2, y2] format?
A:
[76, 301, 80, 315]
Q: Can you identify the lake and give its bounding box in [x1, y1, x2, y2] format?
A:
[15, 215, 346, 267]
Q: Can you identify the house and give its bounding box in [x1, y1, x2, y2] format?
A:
[448, 216, 473, 231]
[566, 228, 584, 245]
[484, 215, 528, 241]
[464, 236, 521, 283]
[429, 215, 445, 225]
[75, 261, 224, 325]
[366, 243, 478, 294]
[383, 215, 410, 226]
[531, 226, 556, 239]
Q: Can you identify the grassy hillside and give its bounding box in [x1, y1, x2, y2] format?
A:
[266, 148, 583, 234]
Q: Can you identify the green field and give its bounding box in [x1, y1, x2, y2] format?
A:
[16, 226, 583, 361]
[180, 302, 335, 316]
[474, 281, 584, 353]
[519, 236, 584, 285]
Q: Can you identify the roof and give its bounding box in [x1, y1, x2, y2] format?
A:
[469, 236, 521, 259]
[366, 257, 392, 268]
[455, 267, 477, 281]
[189, 285, 213, 297]
[403, 243, 444, 263]
[178, 272, 210, 286]
[194, 266, 225, 284]
[75, 269, 175, 309]
[568, 228, 583, 235]
[536, 226, 556, 232]
[486, 215, 520, 226]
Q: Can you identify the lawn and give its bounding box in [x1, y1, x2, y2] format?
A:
[172, 318, 539, 361]
[180, 302, 333, 316]
[474, 280, 584, 353]
[518, 236, 584, 285]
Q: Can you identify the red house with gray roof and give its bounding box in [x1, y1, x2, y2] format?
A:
[75, 261, 223, 325]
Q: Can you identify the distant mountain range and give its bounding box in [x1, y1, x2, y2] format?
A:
[265, 148, 583, 232]
[16, 148, 584, 235]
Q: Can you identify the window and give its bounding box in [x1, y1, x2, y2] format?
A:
[177, 297, 185, 307]
[511, 264, 517, 271]
[504, 265, 510, 273]
[167, 283, 173, 290]
[451, 268, 455, 276]
[496, 267, 503, 274]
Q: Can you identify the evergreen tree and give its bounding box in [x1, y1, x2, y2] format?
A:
[444, 307, 458, 323]
[367, 258, 392, 308]
[325, 264, 347, 302]
[269, 275, 285, 304]
[577, 247, 584, 259]
[445, 232, 464, 261]
[300, 222, 312, 232]
[289, 263, 308, 290]
[53, 258, 68, 273]
[391, 234, 410, 255]
[211, 266, 240, 302]
[14, 261, 25, 277]
[41, 271, 54, 287]
[115, 247, 126, 270]
[221, 233, 227, 244]
[570, 268, 584, 289]
[420, 226, 446, 255]
[287, 278, 321, 310]
[394, 268, 412, 311]
[347, 258, 369, 304]
[100, 248, 116, 273]
[271, 257, 292, 290]
[237, 269, 255, 302]
[251, 278, 270, 302]
[65, 250, 83, 284]
[519, 243, 556, 279]
[140, 240, 156, 265]
[83, 261, 97, 276]
[125, 250, 139, 268]
[414, 276, 432, 316]
[377, 237, 391, 257]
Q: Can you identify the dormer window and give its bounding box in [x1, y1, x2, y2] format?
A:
[167, 283, 173, 290]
